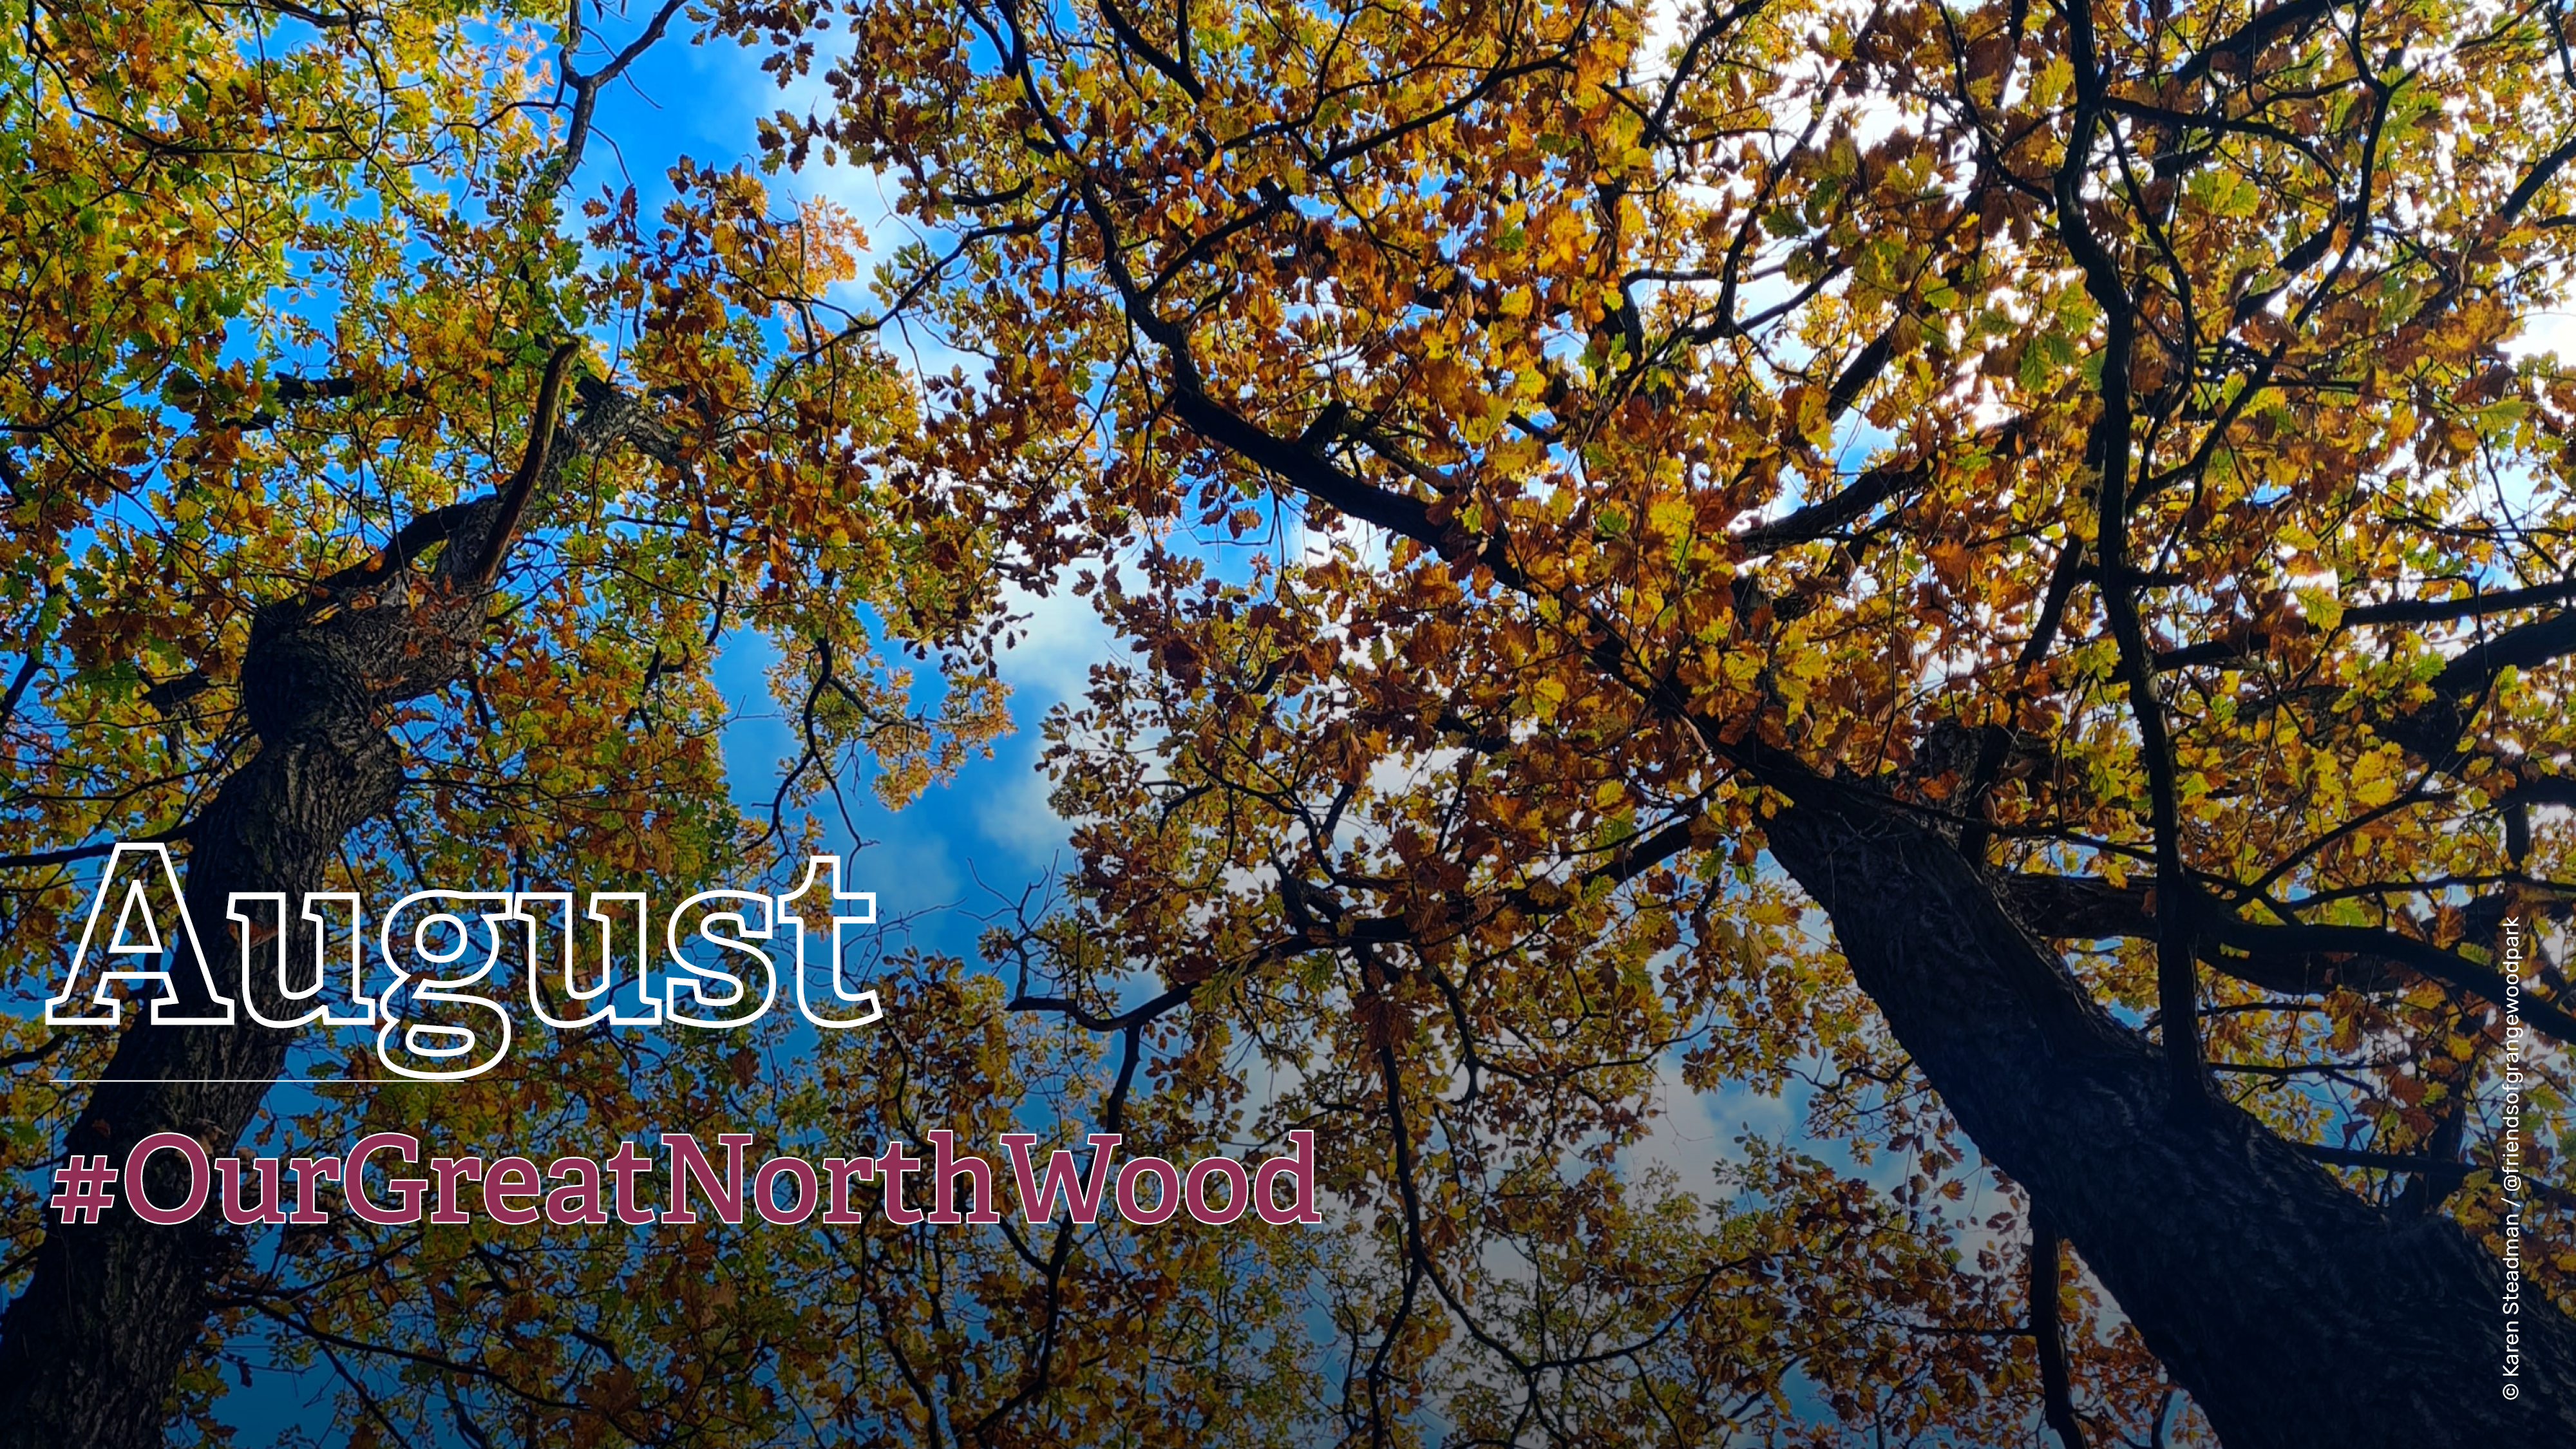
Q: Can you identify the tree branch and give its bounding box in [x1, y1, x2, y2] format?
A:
[1734, 460, 1925, 553]
[466, 342, 582, 588]
[0, 819, 194, 871]
[2031, 1208, 2088, 1449]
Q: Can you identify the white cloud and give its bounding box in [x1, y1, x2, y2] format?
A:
[994, 582, 1123, 705]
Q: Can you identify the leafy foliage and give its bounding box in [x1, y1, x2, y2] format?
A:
[717, 0, 2576, 1438]
[9, 0, 2576, 1443]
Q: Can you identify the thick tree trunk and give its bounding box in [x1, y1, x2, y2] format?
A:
[1761, 781, 2576, 1448]
[1176, 379, 2576, 1443]
[0, 363, 643, 1448]
[0, 688, 400, 1448]
[0, 492, 538, 1447]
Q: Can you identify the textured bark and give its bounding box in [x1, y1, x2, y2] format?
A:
[1763, 779, 2576, 1449]
[0, 379, 654, 1448]
[1175, 376, 2576, 1442]
[0, 691, 400, 1449]
[0, 522, 502, 1447]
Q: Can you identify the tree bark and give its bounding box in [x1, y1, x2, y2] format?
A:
[0, 661, 401, 1448]
[0, 367, 641, 1448]
[1166, 380, 2576, 1443]
[1761, 778, 2576, 1448]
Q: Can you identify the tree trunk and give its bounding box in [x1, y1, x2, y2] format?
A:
[1175, 381, 2576, 1443]
[0, 359, 649, 1448]
[0, 443, 580, 1446]
[0, 679, 401, 1448]
[1761, 780, 2576, 1448]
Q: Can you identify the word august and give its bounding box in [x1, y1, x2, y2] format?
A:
[43, 844, 886, 1079]
[53, 1130, 1325, 1232]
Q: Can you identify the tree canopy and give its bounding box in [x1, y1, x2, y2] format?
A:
[8, 0, 2576, 1444]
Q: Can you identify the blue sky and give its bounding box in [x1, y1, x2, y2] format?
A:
[571, 15, 1119, 954]
[89, 5, 2554, 1437]
[33, 9, 1922, 1435]
[200, 19, 1139, 1435]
